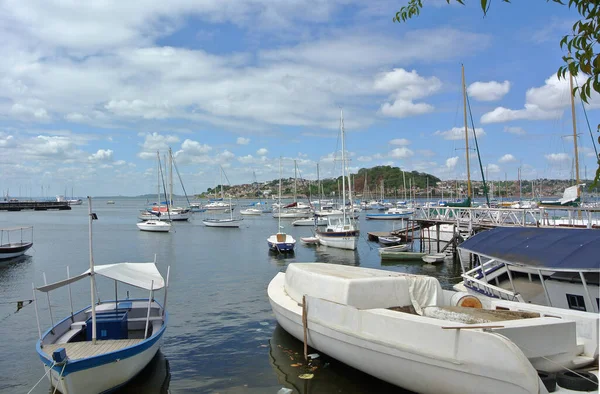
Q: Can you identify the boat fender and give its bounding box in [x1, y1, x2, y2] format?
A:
[537, 371, 556, 393]
[450, 293, 482, 308]
[556, 371, 598, 392]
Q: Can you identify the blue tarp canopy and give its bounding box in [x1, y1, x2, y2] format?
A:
[458, 227, 600, 271]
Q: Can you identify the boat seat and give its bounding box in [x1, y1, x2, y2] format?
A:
[422, 306, 540, 324]
[56, 325, 86, 344]
[276, 234, 286, 242]
[126, 316, 163, 323]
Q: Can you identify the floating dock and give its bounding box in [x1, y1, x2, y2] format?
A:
[0, 201, 71, 211]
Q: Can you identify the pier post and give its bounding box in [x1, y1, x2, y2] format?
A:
[436, 224, 440, 252]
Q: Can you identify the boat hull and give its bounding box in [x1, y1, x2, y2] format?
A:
[202, 219, 242, 228]
[0, 242, 33, 259]
[268, 272, 545, 394]
[315, 231, 358, 250]
[136, 222, 171, 232]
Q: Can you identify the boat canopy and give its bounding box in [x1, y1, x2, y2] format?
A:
[36, 262, 165, 292]
[459, 227, 600, 271]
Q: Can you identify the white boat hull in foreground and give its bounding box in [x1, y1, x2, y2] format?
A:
[268, 263, 599, 394]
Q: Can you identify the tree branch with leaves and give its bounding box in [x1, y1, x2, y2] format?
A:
[394, 0, 600, 186]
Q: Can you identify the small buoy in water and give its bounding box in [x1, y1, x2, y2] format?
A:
[307, 353, 320, 360]
[299, 374, 314, 380]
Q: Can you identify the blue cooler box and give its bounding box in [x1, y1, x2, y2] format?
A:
[86, 310, 128, 341]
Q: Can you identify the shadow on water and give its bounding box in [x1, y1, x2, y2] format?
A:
[269, 324, 412, 394]
[0, 254, 32, 272]
[312, 246, 360, 266]
[93, 351, 170, 394]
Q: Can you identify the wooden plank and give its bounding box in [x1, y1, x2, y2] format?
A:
[43, 339, 143, 360]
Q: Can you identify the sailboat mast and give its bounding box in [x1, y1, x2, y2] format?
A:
[157, 151, 160, 207]
[169, 148, 173, 207]
[340, 109, 347, 219]
[568, 66, 581, 195]
[88, 197, 97, 345]
[294, 160, 297, 203]
[462, 64, 472, 199]
[403, 170, 407, 201]
[278, 157, 282, 233]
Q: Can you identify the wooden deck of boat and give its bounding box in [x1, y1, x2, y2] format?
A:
[42, 339, 143, 360]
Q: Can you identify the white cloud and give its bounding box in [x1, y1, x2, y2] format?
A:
[237, 137, 250, 145]
[389, 138, 411, 146]
[498, 154, 516, 163]
[389, 147, 414, 159]
[88, 149, 114, 162]
[137, 132, 180, 160]
[357, 156, 372, 162]
[503, 126, 526, 135]
[545, 153, 570, 163]
[375, 68, 441, 118]
[481, 74, 600, 123]
[434, 127, 485, 140]
[0, 135, 16, 148]
[468, 80, 510, 101]
[445, 156, 459, 169]
[180, 139, 212, 155]
[256, 148, 268, 156]
[238, 154, 255, 164]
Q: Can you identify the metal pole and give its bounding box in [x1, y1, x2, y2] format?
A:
[42, 272, 55, 333]
[144, 280, 154, 339]
[162, 266, 170, 318]
[88, 196, 97, 345]
[114, 280, 118, 313]
[67, 266, 74, 321]
[32, 283, 42, 340]
[537, 269, 552, 307]
[579, 272, 596, 313]
[505, 265, 517, 296]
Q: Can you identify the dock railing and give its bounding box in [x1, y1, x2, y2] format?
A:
[415, 206, 599, 229]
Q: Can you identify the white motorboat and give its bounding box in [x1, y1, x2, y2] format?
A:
[137, 219, 171, 232]
[454, 227, 600, 313]
[378, 235, 402, 246]
[202, 218, 243, 228]
[422, 253, 446, 264]
[34, 197, 171, 394]
[240, 208, 262, 216]
[0, 226, 33, 259]
[268, 263, 599, 394]
[300, 236, 319, 245]
[292, 217, 328, 226]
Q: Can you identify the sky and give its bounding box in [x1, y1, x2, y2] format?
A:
[0, 0, 598, 197]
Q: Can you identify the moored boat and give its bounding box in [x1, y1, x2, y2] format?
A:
[137, 219, 172, 232]
[34, 197, 171, 394]
[268, 263, 599, 394]
[0, 226, 33, 259]
[422, 253, 446, 264]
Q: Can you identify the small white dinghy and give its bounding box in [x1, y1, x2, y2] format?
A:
[34, 197, 171, 394]
[137, 219, 172, 232]
[421, 253, 446, 264]
[268, 263, 599, 394]
[300, 236, 319, 245]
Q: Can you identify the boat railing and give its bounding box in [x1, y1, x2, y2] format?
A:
[415, 206, 599, 229]
[462, 274, 524, 302]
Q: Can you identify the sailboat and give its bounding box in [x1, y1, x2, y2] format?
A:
[267, 157, 296, 252]
[137, 151, 172, 233]
[202, 196, 243, 228]
[139, 148, 193, 221]
[34, 197, 170, 394]
[204, 166, 237, 212]
[315, 109, 360, 250]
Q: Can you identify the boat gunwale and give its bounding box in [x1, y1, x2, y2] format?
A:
[36, 299, 167, 376]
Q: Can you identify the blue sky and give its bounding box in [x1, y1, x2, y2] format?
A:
[0, 0, 597, 197]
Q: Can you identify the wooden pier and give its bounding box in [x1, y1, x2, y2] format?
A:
[0, 201, 71, 211]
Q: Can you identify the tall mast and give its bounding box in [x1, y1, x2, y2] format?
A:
[568, 64, 581, 196]
[157, 151, 160, 205]
[220, 166, 224, 199]
[340, 109, 347, 220]
[403, 170, 407, 201]
[88, 197, 97, 345]
[317, 162, 321, 204]
[278, 157, 282, 233]
[169, 148, 173, 207]
[294, 160, 297, 203]
[462, 64, 472, 199]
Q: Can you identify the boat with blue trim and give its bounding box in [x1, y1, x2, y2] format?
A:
[33, 197, 170, 394]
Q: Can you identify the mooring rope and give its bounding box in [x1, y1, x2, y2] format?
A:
[52, 362, 68, 394]
[27, 362, 56, 394]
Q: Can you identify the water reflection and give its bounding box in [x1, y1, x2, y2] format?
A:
[113, 351, 171, 393]
[313, 246, 360, 266]
[0, 254, 32, 271]
[268, 324, 410, 394]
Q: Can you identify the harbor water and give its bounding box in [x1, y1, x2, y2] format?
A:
[0, 198, 463, 393]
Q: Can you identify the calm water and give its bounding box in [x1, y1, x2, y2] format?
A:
[0, 198, 463, 393]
